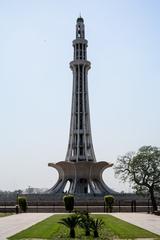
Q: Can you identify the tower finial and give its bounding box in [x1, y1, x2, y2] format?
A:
[77, 15, 84, 23]
[76, 15, 85, 38]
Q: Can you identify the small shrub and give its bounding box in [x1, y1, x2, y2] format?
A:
[58, 214, 79, 238]
[90, 218, 104, 238]
[63, 195, 74, 212]
[18, 197, 27, 213]
[104, 195, 115, 212]
[77, 210, 92, 236]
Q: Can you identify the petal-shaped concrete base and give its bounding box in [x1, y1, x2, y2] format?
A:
[48, 161, 116, 196]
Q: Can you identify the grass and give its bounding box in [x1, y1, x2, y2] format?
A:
[99, 214, 160, 239]
[0, 212, 13, 217]
[8, 214, 160, 240]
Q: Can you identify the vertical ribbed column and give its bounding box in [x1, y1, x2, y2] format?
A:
[65, 17, 96, 163]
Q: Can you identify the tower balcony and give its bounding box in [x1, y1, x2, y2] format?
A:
[73, 39, 88, 46]
[70, 60, 91, 69]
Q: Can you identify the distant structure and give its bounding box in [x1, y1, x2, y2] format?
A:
[48, 17, 115, 197]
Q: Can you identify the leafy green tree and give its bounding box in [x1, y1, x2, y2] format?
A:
[90, 218, 104, 238]
[115, 146, 160, 212]
[104, 195, 115, 212]
[58, 215, 79, 238]
[63, 195, 74, 212]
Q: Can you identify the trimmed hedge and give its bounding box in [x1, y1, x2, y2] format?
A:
[104, 195, 114, 212]
[63, 195, 74, 212]
[18, 197, 27, 212]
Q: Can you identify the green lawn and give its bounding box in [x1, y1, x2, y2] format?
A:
[0, 212, 13, 217]
[8, 214, 160, 240]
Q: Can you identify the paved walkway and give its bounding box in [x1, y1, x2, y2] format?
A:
[0, 213, 53, 240]
[109, 213, 160, 236]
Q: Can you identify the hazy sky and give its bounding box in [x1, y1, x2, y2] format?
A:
[0, 0, 160, 192]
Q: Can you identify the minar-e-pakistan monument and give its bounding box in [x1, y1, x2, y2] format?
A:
[48, 17, 115, 197]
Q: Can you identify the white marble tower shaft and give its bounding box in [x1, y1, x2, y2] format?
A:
[65, 17, 96, 163]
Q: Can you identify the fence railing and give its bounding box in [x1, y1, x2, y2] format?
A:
[0, 200, 154, 213]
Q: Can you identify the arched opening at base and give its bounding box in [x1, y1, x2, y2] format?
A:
[63, 180, 72, 193]
[76, 178, 88, 193]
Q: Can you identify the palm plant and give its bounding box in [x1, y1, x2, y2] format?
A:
[90, 218, 104, 238]
[78, 211, 92, 236]
[58, 215, 79, 238]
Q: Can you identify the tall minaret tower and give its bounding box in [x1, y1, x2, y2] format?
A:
[48, 17, 115, 196]
[65, 17, 96, 162]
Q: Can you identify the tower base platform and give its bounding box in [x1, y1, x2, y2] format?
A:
[47, 161, 116, 196]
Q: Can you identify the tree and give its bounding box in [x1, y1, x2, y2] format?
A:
[58, 215, 79, 238]
[115, 146, 160, 212]
[0, 189, 23, 201]
[104, 195, 115, 212]
[63, 195, 74, 212]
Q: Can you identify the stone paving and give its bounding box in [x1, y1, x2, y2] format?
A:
[109, 213, 160, 236]
[0, 213, 53, 240]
